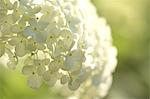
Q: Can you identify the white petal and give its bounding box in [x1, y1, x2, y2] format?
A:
[46, 34, 57, 44]
[1, 25, 12, 35]
[0, 1, 5, 8]
[37, 21, 49, 30]
[64, 50, 84, 72]
[68, 79, 81, 91]
[35, 31, 47, 43]
[37, 66, 46, 76]
[5, 0, 13, 10]
[0, 9, 7, 21]
[36, 43, 45, 50]
[13, 1, 18, 10]
[41, 4, 55, 15]
[7, 59, 17, 70]
[29, 6, 41, 14]
[15, 44, 26, 57]
[29, 18, 37, 26]
[60, 29, 73, 49]
[52, 42, 65, 57]
[24, 57, 34, 65]
[26, 38, 36, 51]
[8, 36, 20, 46]
[24, 26, 36, 38]
[42, 71, 51, 81]
[60, 75, 69, 85]
[42, 58, 50, 65]
[18, 15, 27, 26]
[19, 0, 28, 6]
[5, 48, 14, 59]
[53, 71, 63, 79]
[47, 43, 54, 51]
[24, 26, 47, 43]
[47, 75, 57, 87]
[12, 11, 20, 23]
[27, 75, 42, 89]
[57, 16, 66, 27]
[34, 59, 43, 67]
[11, 24, 24, 33]
[0, 42, 5, 57]
[78, 68, 91, 82]
[48, 61, 60, 72]
[22, 65, 36, 76]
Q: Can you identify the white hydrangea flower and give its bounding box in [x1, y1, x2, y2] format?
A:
[0, 0, 117, 98]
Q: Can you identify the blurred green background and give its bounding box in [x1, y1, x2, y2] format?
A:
[0, 0, 149, 99]
[92, 0, 149, 99]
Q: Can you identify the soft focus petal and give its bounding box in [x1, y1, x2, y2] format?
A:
[42, 70, 52, 81]
[7, 58, 17, 70]
[0, 42, 5, 57]
[68, 79, 81, 91]
[29, 6, 41, 14]
[37, 21, 49, 30]
[27, 75, 42, 89]
[22, 65, 36, 76]
[11, 24, 24, 33]
[37, 66, 46, 76]
[64, 49, 84, 72]
[24, 26, 36, 38]
[15, 43, 26, 57]
[60, 29, 73, 50]
[60, 75, 69, 84]
[47, 75, 57, 87]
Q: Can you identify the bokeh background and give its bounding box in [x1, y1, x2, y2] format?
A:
[0, 0, 149, 99]
[92, 0, 149, 99]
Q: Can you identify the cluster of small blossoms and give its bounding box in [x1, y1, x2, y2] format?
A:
[0, 0, 117, 99]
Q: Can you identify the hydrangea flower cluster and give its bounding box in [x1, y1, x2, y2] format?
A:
[0, 0, 117, 98]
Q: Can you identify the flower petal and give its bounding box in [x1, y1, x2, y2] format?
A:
[0, 42, 5, 57]
[35, 31, 47, 43]
[22, 65, 36, 76]
[24, 26, 36, 37]
[60, 75, 69, 85]
[64, 49, 84, 72]
[47, 75, 57, 87]
[27, 75, 42, 89]
[7, 59, 17, 70]
[68, 79, 81, 91]
[60, 29, 73, 50]
[11, 25, 24, 33]
[29, 6, 41, 14]
[36, 43, 45, 50]
[37, 21, 49, 30]
[42, 58, 50, 65]
[37, 66, 46, 76]
[15, 44, 26, 57]
[48, 60, 60, 72]
[42, 70, 51, 81]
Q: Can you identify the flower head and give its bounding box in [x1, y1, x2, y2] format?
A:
[0, 0, 117, 98]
